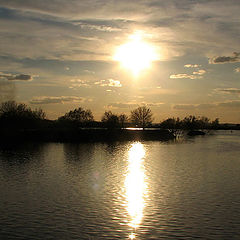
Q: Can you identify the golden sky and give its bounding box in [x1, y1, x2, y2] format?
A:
[0, 0, 240, 122]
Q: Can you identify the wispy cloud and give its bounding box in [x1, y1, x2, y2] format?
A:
[170, 73, 202, 79]
[173, 101, 240, 110]
[79, 22, 121, 32]
[0, 72, 33, 81]
[170, 68, 206, 79]
[173, 104, 198, 110]
[0, 0, 239, 63]
[215, 88, 240, 94]
[108, 102, 138, 109]
[95, 79, 122, 87]
[209, 52, 240, 64]
[69, 79, 91, 88]
[218, 100, 240, 108]
[108, 101, 164, 109]
[173, 103, 219, 111]
[193, 69, 206, 75]
[30, 96, 86, 104]
[83, 69, 95, 74]
[184, 64, 201, 68]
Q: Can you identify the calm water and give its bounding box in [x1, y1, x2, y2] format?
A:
[0, 131, 240, 239]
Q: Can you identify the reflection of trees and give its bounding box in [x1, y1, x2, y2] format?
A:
[63, 143, 95, 166]
[104, 142, 119, 155]
[0, 143, 46, 174]
[63, 143, 104, 198]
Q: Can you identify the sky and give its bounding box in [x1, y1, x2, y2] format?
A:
[0, 0, 240, 123]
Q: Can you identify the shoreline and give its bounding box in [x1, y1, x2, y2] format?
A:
[0, 128, 176, 143]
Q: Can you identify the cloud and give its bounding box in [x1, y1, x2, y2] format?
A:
[30, 96, 86, 104]
[170, 68, 206, 79]
[0, 72, 32, 81]
[69, 79, 91, 88]
[184, 64, 201, 68]
[173, 101, 240, 110]
[9, 74, 32, 81]
[146, 102, 165, 107]
[108, 79, 122, 87]
[215, 88, 240, 94]
[218, 100, 240, 108]
[0, 1, 144, 20]
[79, 22, 121, 32]
[108, 102, 138, 108]
[0, 7, 115, 61]
[209, 52, 240, 64]
[95, 79, 122, 87]
[173, 103, 217, 110]
[108, 101, 164, 109]
[170, 73, 202, 79]
[83, 69, 95, 74]
[193, 69, 206, 75]
[173, 104, 197, 110]
[1, 1, 240, 63]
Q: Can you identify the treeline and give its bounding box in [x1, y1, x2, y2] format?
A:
[0, 101, 45, 129]
[57, 105, 153, 129]
[159, 116, 220, 130]
[0, 100, 239, 130]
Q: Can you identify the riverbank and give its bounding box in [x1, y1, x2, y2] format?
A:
[0, 128, 175, 143]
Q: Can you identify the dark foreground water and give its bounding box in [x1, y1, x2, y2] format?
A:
[0, 130, 240, 239]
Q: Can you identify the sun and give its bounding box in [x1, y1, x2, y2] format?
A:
[114, 32, 158, 76]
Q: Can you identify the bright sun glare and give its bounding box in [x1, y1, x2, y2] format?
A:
[114, 32, 158, 76]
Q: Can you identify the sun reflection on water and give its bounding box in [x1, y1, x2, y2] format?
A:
[125, 142, 147, 238]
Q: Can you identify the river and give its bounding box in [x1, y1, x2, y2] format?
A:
[0, 130, 240, 239]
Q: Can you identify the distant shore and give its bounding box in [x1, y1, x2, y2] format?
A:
[1, 101, 239, 144]
[0, 128, 176, 143]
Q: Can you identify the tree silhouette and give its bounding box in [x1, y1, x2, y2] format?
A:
[161, 117, 181, 130]
[181, 115, 211, 130]
[119, 113, 128, 128]
[211, 118, 219, 129]
[130, 106, 153, 129]
[101, 111, 120, 129]
[58, 107, 94, 124]
[0, 100, 45, 128]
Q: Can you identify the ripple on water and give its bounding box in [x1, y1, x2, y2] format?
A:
[0, 133, 240, 239]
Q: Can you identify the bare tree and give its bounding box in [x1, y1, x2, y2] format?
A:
[130, 106, 153, 129]
[119, 113, 128, 128]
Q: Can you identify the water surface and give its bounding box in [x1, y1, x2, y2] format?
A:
[0, 131, 240, 239]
